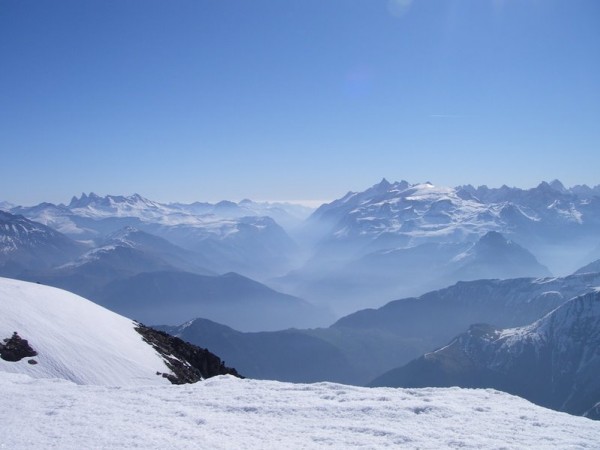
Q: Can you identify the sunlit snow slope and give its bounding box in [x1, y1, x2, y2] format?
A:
[0, 277, 172, 385]
[1, 374, 600, 449]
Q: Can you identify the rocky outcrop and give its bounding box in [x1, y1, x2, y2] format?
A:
[135, 324, 242, 384]
[0, 332, 38, 362]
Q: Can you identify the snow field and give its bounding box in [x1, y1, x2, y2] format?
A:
[1, 373, 599, 449]
[0, 278, 172, 385]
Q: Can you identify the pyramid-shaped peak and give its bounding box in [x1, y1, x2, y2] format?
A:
[536, 181, 553, 190]
[549, 179, 566, 193]
[369, 178, 391, 191]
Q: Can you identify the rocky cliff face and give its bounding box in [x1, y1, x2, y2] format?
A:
[135, 324, 242, 384]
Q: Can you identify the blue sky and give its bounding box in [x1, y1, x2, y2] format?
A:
[1, 0, 599, 205]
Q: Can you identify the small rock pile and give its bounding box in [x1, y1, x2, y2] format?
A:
[0, 332, 38, 362]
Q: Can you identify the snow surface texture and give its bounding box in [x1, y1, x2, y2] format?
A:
[0, 277, 171, 385]
[1, 373, 599, 450]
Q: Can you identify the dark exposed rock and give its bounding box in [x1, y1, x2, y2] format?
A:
[135, 324, 242, 384]
[0, 332, 38, 362]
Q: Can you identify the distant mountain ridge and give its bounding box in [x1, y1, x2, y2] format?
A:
[158, 318, 359, 383]
[4, 179, 600, 318]
[370, 290, 600, 419]
[0, 210, 85, 274]
[450, 230, 551, 281]
[459, 179, 600, 202]
[0, 213, 327, 332]
[11, 193, 305, 280]
[160, 272, 600, 386]
[279, 229, 551, 314]
[99, 226, 214, 275]
[574, 258, 600, 276]
[13, 192, 311, 236]
[309, 178, 600, 250]
[95, 270, 332, 331]
[276, 178, 600, 311]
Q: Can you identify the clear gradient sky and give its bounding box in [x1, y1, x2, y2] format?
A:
[1, 0, 599, 205]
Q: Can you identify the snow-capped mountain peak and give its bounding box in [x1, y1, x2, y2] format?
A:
[308, 179, 600, 268]
[67, 192, 164, 218]
[511, 289, 600, 345]
[311, 179, 497, 244]
[0, 211, 84, 269]
[0, 211, 49, 246]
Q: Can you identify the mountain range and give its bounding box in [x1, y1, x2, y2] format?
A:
[278, 229, 551, 314]
[10, 193, 304, 280]
[308, 179, 600, 253]
[0, 210, 85, 275]
[2, 178, 600, 326]
[95, 271, 331, 331]
[2, 180, 600, 424]
[575, 258, 600, 276]
[278, 179, 600, 312]
[0, 210, 328, 331]
[159, 271, 600, 389]
[370, 290, 600, 419]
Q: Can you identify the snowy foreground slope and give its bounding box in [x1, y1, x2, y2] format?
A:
[0, 277, 172, 385]
[0, 277, 239, 385]
[1, 278, 600, 448]
[2, 373, 600, 450]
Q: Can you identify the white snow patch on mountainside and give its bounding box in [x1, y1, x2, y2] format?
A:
[1, 373, 599, 449]
[14, 193, 310, 237]
[313, 179, 600, 250]
[322, 181, 505, 241]
[0, 277, 172, 385]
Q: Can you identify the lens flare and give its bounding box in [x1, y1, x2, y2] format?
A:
[387, 0, 414, 18]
